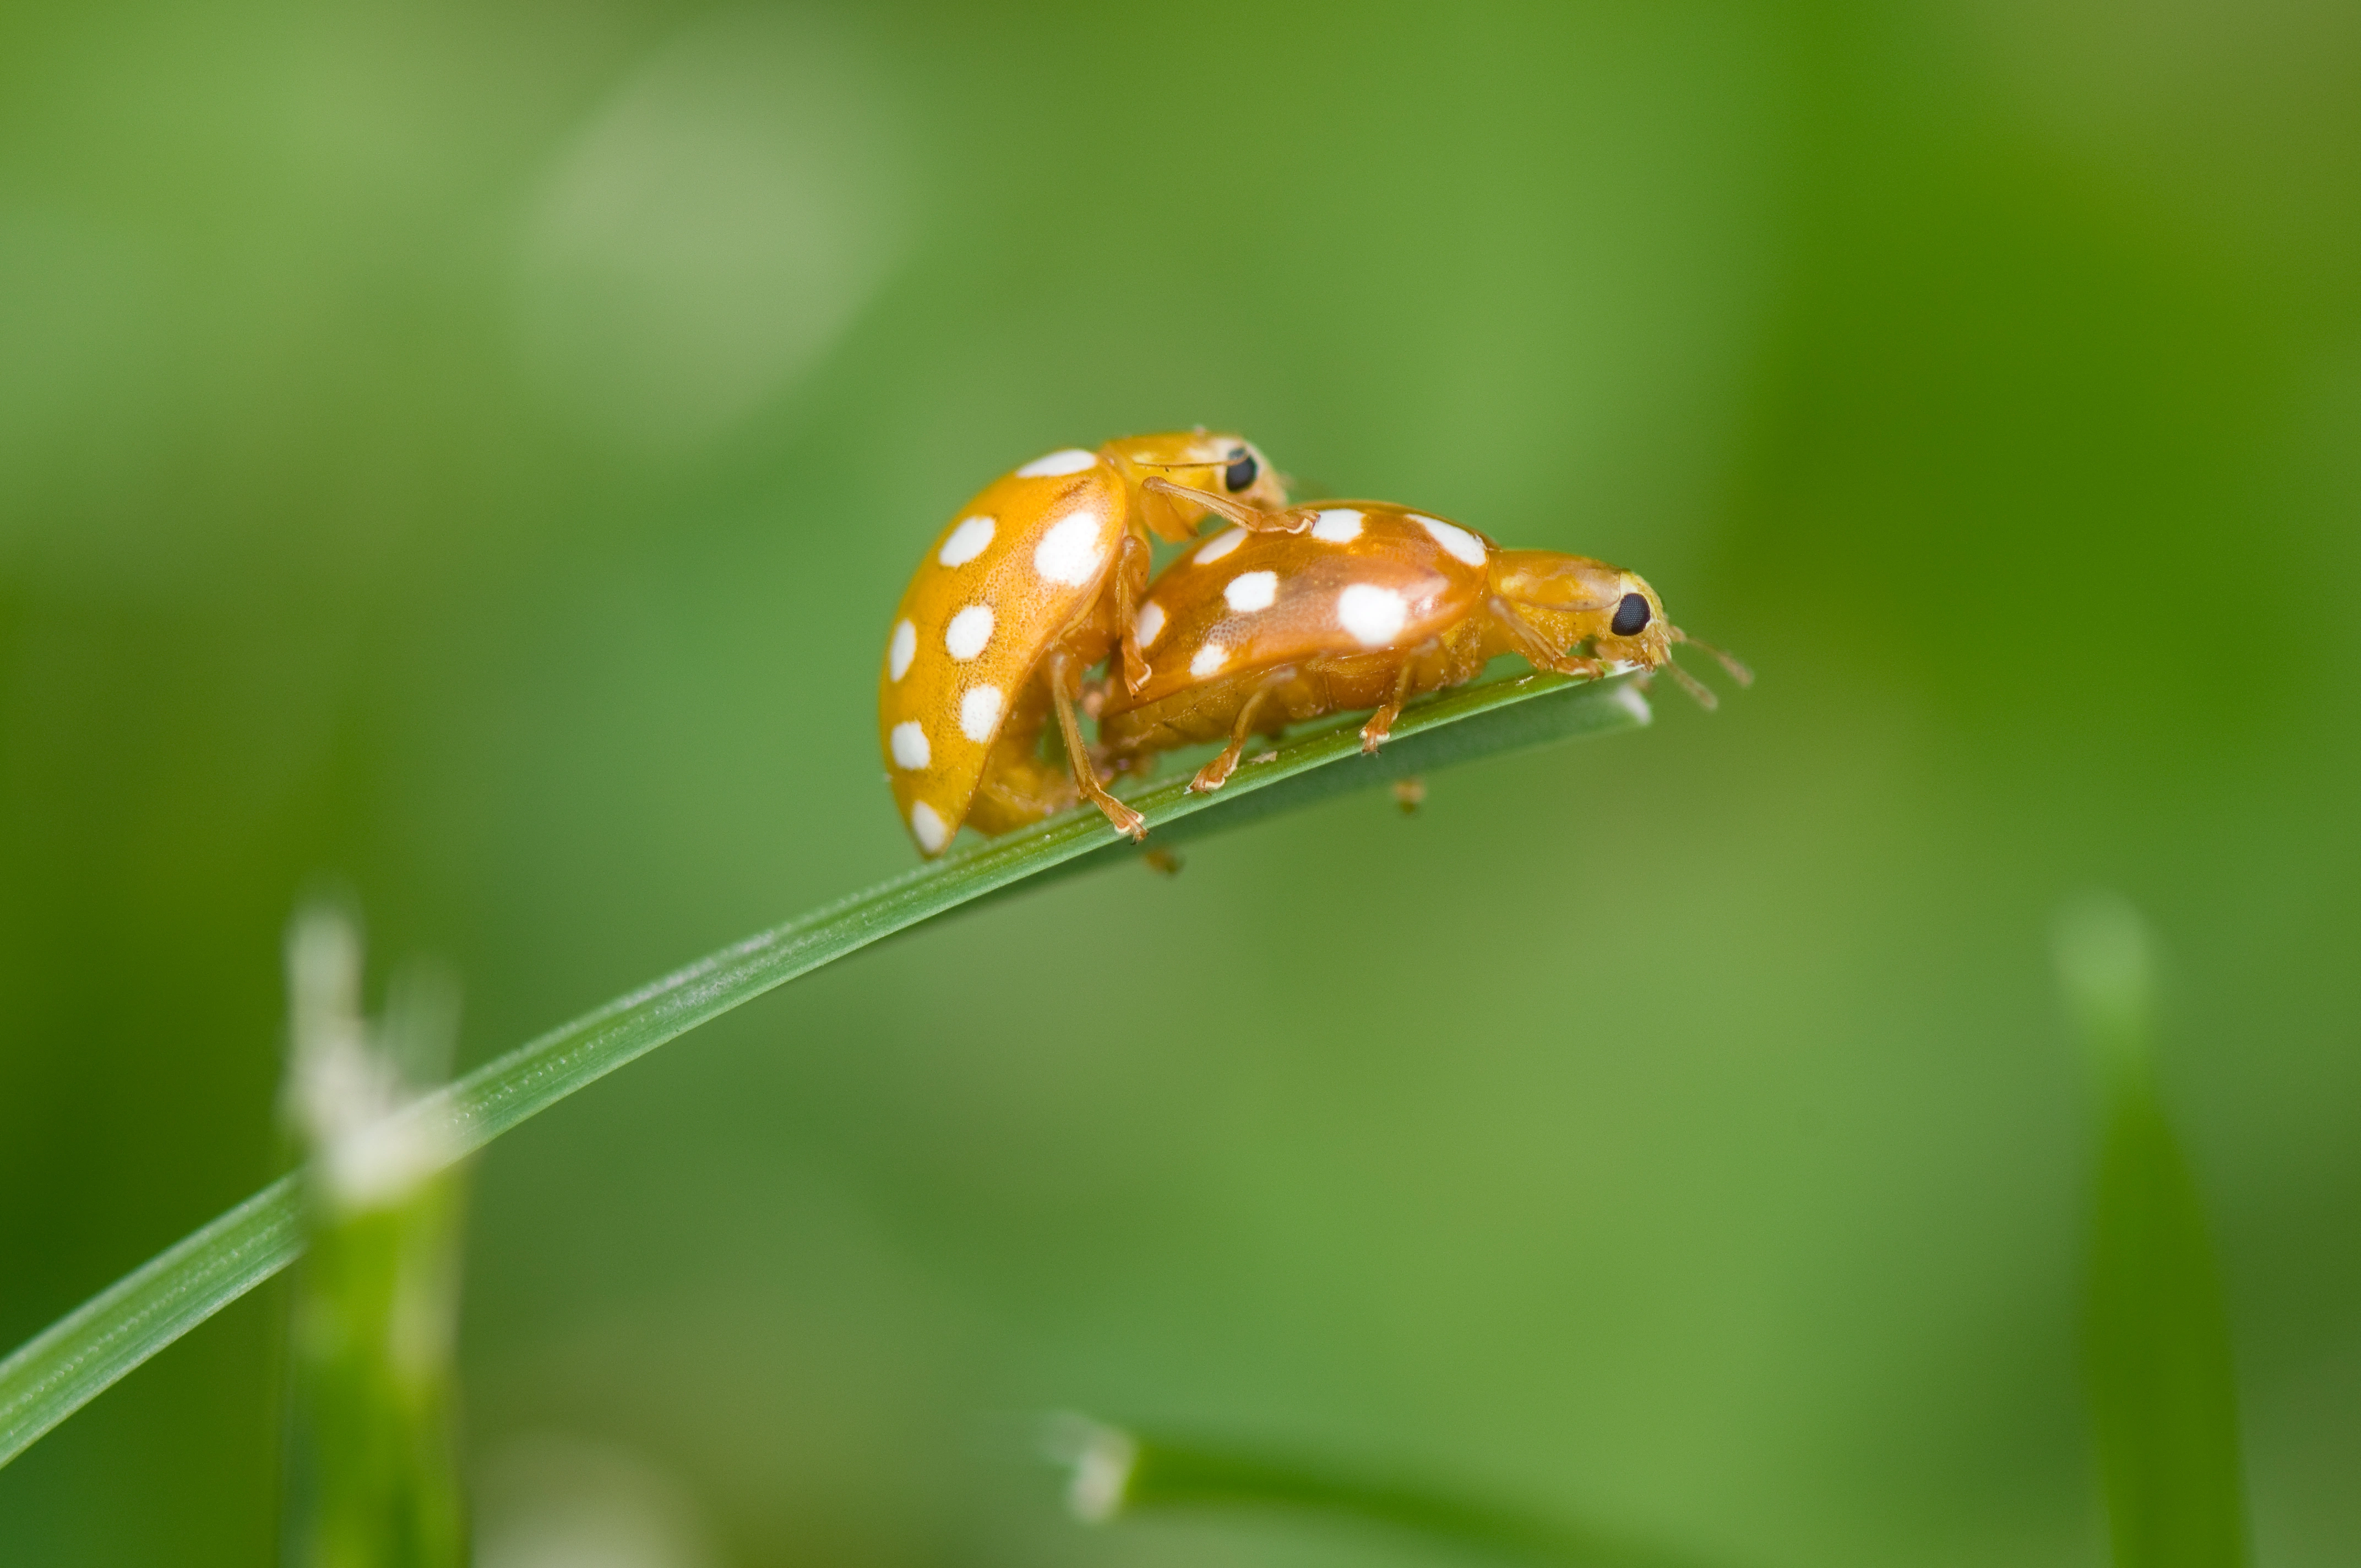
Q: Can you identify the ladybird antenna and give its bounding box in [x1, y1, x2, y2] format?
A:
[1663, 656, 1720, 711]
[1672, 628, 1754, 688]
[1132, 457, 1228, 471]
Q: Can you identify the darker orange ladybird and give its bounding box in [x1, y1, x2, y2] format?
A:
[1100, 495, 1748, 793]
[879, 432, 1292, 856]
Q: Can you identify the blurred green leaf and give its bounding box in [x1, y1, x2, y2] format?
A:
[0, 670, 1657, 1472]
[2055, 896, 2250, 1568]
[1047, 1414, 1718, 1568]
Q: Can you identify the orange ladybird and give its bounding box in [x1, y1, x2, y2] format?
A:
[1100, 496, 1748, 792]
[879, 432, 1292, 855]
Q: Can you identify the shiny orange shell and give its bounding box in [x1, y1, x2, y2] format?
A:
[878, 435, 1288, 856]
[1118, 505, 1498, 708]
[880, 450, 1123, 853]
[1099, 501, 1680, 786]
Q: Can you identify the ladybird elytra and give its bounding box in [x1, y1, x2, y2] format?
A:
[1099, 494, 1737, 794]
[878, 432, 1292, 857]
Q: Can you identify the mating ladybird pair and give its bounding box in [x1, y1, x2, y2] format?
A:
[876, 432, 1741, 857]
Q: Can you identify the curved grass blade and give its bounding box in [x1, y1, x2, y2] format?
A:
[0, 1179, 305, 1471]
[0, 672, 1653, 1471]
[1047, 1414, 1721, 1568]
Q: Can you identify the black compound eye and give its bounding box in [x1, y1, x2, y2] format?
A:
[1222, 447, 1258, 492]
[1611, 592, 1651, 637]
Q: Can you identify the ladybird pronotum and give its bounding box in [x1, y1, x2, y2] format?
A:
[878, 432, 1292, 856]
[1099, 494, 1746, 793]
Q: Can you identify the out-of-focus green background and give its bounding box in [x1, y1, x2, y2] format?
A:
[3, 1, 2355, 1563]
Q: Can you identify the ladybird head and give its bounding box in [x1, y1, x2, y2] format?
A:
[1490, 551, 1674, 673]
[1592, 573, 1674, 673]
[1108, 431, 1290, 540]
[1490, 549, 1752, 704]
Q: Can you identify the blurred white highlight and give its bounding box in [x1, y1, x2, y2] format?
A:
[285, 906, 461, 1214]
[1608, 683, 1653, 725]
[2052, 890, 2157, 1081]
[514, 10, 909, 454]
[475, 1434, 719, 1568]
[1041, 1413, 1136, 1524]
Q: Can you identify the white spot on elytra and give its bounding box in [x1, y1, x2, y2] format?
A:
[1310, 508, 1364, 543]
[1224, 570, 1277, 612]
[1136, 600, 1166, 646]
[889, 721, 930, 769]
[910, 801, 949, 853]
[1190, 642, 1228, 678]
[945, 603, 993, 660]
[1415, 514, 1487, 566]
[1194, 527, 1245, 564]
[960, 684, 1004, 742]
[1034, 512, 1106, 586]
[1336, 583, 1408, 646]
[1017, 447, 1097, 478]
[938, 515, 995, 567]
[887, 619, 916, 680]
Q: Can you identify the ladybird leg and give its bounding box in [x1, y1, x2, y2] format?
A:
[1492, 601, 1607, 680]
[1191, 667, 1293, 793]
[1358, 655, 1422, 755]
[1113, 530, 1154, 695]
[1045, 647, 1147, 841]
[1140, 478, 1309, 536]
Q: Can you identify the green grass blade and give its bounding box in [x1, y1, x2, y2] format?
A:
[2054, 895, 2250, 1568]
[0, 1177, 303, 1469]
[0, 671, 1652, 1471]
[1049, 1414, 1721, 1568]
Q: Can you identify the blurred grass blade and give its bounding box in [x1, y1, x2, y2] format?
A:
[2054, 895, 2249, 1568]
[0, 671, 1653, 1470]
[279, 907, 469, 1568]
[2086, 1092, 2248, 1567]
[1046, 1414, 1718, 1568]
[282, 1183, 470, 1568]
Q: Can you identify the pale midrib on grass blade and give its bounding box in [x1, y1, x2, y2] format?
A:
[0, 672, 1653, 1470]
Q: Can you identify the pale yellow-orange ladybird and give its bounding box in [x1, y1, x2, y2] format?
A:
[878, 432, 1292, 856]
[1100, 495, 1749, 792]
